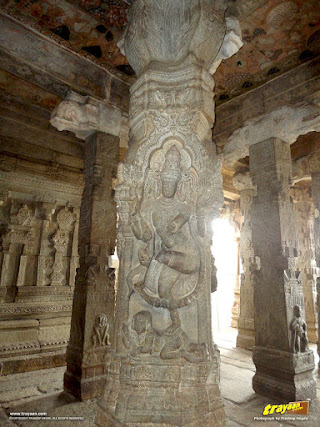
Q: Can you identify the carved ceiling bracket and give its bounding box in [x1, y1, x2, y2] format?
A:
[50, 91, 122, 140]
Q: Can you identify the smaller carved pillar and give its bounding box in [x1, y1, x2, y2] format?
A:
[51, 92, 122, 399]
[233, 171, 256, 350]
[250, 137, 315, 401]
[64, 131, 119, 400]
[291, 187, 318, 343]
[308, 149, 320, 369]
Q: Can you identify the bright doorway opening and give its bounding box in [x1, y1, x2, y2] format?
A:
[211, 218, 238, 335]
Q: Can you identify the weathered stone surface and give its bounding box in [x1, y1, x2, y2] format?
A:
[97, 1, 243, 425]
[64, 132, 119, 401]
[0, 184, 79, 372]
[233, 171, 256, 350]
[213, 55, 320, 148]
[0, 15, 111, 100]
[291, 187, 318, 343]
[108, 76, 130, 113]
[250, 137, 316, 401]
[308, 148, 320, 369]
[224, 104, 320, 165]
[50, 92, 122, 140]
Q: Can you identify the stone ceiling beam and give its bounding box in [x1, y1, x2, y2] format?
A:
[0, 13, 129, 112]
[224, 103, 320, 166]
[213, 55, 320, 148]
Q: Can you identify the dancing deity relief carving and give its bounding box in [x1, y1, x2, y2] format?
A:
[131, 145, 199, 301]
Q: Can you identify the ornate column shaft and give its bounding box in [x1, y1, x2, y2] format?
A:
[250, 137, 316, 401]
[233, 171, 256, 350]
[291, 187, 318, 343]
[51, 93, 121, 399]
[96, 2, 243, 426]
[308, 149, 320, 369]
[65, 131, 119, 400]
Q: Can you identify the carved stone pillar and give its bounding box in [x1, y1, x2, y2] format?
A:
[96, 2, 243, 426]
[64, 132, 119, 400]
[308, 149, 320, 369]
[233, 171, 256, 350]
[291, 187, 318, 343]
[250, 137, 316, 401]
[51, 94, 121, 399]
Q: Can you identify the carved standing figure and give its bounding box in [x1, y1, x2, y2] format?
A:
[290, 305, 309, 353]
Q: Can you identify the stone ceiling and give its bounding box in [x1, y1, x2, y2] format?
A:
[1, 0, 320, 104]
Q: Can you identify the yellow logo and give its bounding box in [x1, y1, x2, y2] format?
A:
[262, 401, 309, 416]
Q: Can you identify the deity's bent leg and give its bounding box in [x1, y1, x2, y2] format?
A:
[156, 249, 200, 274]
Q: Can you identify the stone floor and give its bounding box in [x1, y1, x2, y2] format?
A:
[0, 328, 319, 426]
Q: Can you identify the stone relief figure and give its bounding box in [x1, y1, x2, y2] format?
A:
[123, 309, 208, 362]
[290, 305, 309, 353]
[130, 144, 200, 304]
[159, 309, 208, 362]
[124, 142, 210, 362]
[122, 310, 156, 357]
[92, 314, 110, 348]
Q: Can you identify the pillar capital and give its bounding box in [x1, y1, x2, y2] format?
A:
[232, 170, 255, 192]
[96, 2, 242, 426]
[50, 91, 122, 139]
[120, 0, 231, 77]
[292, 156, 310, 184]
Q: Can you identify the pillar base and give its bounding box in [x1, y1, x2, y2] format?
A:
[64, 346, 110, 400]
[96, 355, 226, 427]
[252, 347, 316, 402]
[236, 328, 255, 350]
[64, 370, 107, 401]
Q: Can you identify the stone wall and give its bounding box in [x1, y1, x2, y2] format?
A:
[0, 11, 130, 375]
[0, 99, 83, 373]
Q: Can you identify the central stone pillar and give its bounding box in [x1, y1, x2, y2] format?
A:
[96, 1, 242, 425]
[250, 137, 316, 401]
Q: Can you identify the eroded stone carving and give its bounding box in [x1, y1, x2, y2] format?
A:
[209, 16, 243, 74]
[96, 1, 243, 425]
[224, 104, 320, 166]
[119, 0, 228, 76]
[290, 305, 309, 353]
[291, 187, 318, 343]
[292, 156, 310, 184]
[0, 197, 79, 370]
[308, 149, 320, 369]
[92, 314, 110, 348]
[50, 91, 122, 139]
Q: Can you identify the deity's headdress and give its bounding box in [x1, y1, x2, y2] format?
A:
[161, 145, 182, 181]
